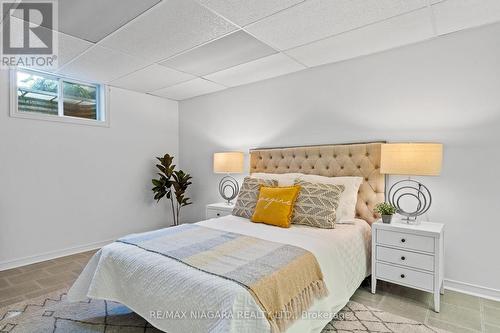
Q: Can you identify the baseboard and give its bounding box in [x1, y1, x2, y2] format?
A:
[445, 278, 500, 301]
[0, 238, 114, 271]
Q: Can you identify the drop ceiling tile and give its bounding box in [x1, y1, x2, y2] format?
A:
[9, 0, 161, 43]
[100, 0, 237, 63]
[58, 46, 149, 84]
[159, 31, 277, 76]
[111, 64, 195, 92]
[432, 0, 500, 35]
[245, 0, 429, 50]
[152, 78, 226, 100]
[57, 0, 161, 42]
[204, 53, 305, 87]
[196, 0, 305, 26]
[5, 16, 93, 70]
[287, 8, 433, 67]
[57, 33, 94, 68]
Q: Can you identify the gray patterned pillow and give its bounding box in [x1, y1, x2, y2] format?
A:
[292, 180, 345, 229]
[232, 177, 277, 219]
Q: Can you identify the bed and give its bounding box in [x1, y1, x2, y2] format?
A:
[68, 142, 386, 333]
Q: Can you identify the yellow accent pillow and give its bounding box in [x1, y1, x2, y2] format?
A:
[251, 185, 301, 228]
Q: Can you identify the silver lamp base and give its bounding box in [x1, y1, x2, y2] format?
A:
[388, 179, 432, 224]
[400, 215, 420, 225]
[219, 175, 239, 204]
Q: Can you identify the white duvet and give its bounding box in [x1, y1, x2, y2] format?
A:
[68, 216, 371, 333]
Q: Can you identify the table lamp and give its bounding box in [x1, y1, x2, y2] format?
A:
[213, 152, 244, 204]
[380, 143, 443, 224]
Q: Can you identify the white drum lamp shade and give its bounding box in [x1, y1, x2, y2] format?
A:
[381, 143, 443, 176]
[213, 152, 244, 174]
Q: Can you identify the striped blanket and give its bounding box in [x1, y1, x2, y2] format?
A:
[118, 224, 328, 332]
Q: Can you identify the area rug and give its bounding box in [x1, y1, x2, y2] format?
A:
[0, 289, 447, 333]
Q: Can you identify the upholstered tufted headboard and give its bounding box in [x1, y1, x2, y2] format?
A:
[249, 142, 386, 225]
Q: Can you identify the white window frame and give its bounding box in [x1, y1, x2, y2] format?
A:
[10, 68, 110, 127]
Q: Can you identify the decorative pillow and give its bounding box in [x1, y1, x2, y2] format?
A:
[251, 185, 301, 228]
[232, 177, 277, 219]
[250, 173, 303, 186]
[296, 175, 363, 222]
[291, 180, 345, 229]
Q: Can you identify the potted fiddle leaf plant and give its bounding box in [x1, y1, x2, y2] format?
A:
[374, 202, 397, 224]
[152, 153, 192, 226]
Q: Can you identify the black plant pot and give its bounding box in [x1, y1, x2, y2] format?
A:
[382, 215, 393, 224]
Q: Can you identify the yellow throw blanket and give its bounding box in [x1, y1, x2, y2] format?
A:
[118, 224, 328, 332]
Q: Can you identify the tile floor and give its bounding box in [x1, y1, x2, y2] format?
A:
[353, 280, 500, 333]
[0, 250, 96, 308]
[1, 251, 499, 333]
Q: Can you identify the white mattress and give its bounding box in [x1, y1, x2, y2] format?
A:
[68, 216, 371, 333]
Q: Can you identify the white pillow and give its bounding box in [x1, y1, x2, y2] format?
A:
[295, 174, 363, 222]
[250, 173, 302, 186]
[336, 219, 356, 225]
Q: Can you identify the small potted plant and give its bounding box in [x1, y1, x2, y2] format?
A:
[374, 202, 397, 224]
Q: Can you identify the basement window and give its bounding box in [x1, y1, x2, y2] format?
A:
[10, 68, 108, 127]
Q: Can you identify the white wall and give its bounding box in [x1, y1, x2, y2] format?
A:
[0, 70, 179, 269]
[179, 23, 500, 296]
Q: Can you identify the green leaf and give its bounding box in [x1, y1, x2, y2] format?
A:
[156, 164, 166, 173]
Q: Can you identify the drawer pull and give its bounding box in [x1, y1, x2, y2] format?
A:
[401, 256, 406, 261]
[400, 274, 405, 279]
[401, 238, 406, 243]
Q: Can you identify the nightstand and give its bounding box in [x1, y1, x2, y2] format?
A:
[206, 202, 235, 219]
[371, 220, 445, 312]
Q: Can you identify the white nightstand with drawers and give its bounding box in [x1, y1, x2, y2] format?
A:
[371, 220, 445, 312]
[206, 202, 235, 219]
